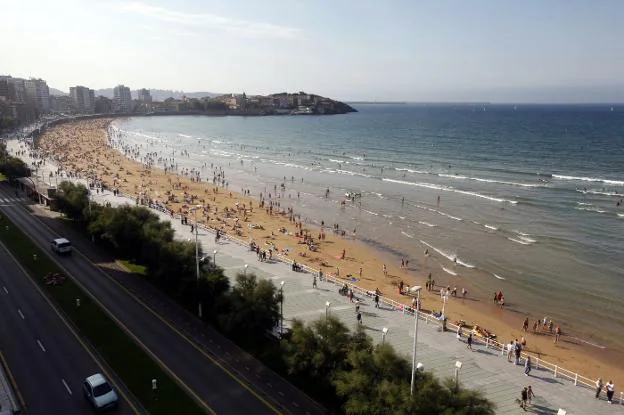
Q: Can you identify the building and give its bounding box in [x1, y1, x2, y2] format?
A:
[24, 78, 50, 112]
[69, 85, 95, 113]
[94, 96, 112, 114]
[0, 79, 9, 101]
[137, 88, 152, 103]
[113, 84, 132, 113]
[50, 95, 74, 113]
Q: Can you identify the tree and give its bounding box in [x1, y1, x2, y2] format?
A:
[218, 273, 279, 339]
[55, 181, 89, 220]
[0, 141, 30, 180]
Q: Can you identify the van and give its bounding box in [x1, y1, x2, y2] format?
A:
[51, 238, 72, 255]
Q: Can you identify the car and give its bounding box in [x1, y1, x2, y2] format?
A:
[83, 373, 118, 411]
[51, 238, 72, 255]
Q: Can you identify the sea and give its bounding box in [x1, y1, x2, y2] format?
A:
[113, 104, 624, 350]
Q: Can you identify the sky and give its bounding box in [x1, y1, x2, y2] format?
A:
[2, 0, 624, 102]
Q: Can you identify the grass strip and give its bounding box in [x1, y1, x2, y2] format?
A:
[117, 259, 148, 275]
[0, 217, 204, 415]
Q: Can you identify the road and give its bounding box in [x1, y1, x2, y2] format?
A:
[0, 187, 325, 415]
[0, 241, 135, 415]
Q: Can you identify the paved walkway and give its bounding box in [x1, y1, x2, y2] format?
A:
[6, 139, 622, 414]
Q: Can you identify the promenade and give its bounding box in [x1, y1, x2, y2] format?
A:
[87, 189, 620, 415]
[7, 139, 622, 414]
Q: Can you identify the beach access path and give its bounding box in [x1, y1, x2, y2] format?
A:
[7, 139, 620, 414]
[86, 189, 621, 415]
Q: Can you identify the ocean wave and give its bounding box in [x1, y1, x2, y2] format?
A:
[401, 231, 414, 239]
[576, 189, 624, 197]
[323, 168, 372, 178]
[618, 213, 624, 218]
[419, 240, 475, 268]
[329, 158, 347, 164]
[442, 266, 458, 276]
[507, 237, 531, 245]
[484, 224, 498, 231]
[575, 207, 607, 214]
[576, 202, 593, 206]
[438, 173, 544, 188]
[517, 235, 536, 244]
[554, 174, 624, 186]
[395, 167, 429, 174]
[178, 133, 192, 138]
[383, 178, 518, 204]
[493, 273, 506, 280]
[418, 221, 437, 227]
[362, 209, 379, 216]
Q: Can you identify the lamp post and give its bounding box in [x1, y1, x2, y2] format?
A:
[192, 205, 202, 318]
[279, 281, 285, 337]
[243, 264, 249, 275]
[410, 285, 422, 396]
[381, 327, 389, 344]
[441, 290, 449, 320]
[213, 249, 218, 266]
[325, 301, 331, 322]
[454, 361, 463, 391]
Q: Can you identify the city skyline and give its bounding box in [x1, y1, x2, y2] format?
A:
[3, 0, 624, 102]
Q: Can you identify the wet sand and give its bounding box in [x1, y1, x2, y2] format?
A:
[35, 118, 624, 388]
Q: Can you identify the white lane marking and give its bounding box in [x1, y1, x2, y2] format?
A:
[3, 286, 8, 294]
[37, 339, 46, 352]
[62, 379, 73, 395]
[17, 309, 24, 319]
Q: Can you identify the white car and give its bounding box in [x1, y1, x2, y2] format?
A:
[83, 373, 118, 411]
[51, 238, 72, 255]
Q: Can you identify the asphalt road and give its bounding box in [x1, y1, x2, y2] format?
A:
[0, 241, 135, 415]
[0, 189, 324, 415]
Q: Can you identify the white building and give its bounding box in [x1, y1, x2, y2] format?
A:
[69, 85, 95, 113]
[24, 78, 50, 112]
[137, 88, 152, 103]
[113, 84, 132, 113]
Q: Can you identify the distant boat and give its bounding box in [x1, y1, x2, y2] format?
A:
[611, 107, 614, 112]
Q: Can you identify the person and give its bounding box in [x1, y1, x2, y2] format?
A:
[506, 340, 514, 362]
[514, 339, 522, 365]
[554, 326, 561, 344]
[520, 387, 528, 410]
[522, 317, 529, 332]
[527, 386, 534, 406]
[355, 300, 360, 313]
[606, 380, 615, 404]
[356, 311, 362, 326]
[467, 332, 473, 351]
[595, 377, 603, 399]
[462, 287, 467, 299]
[312, 274, 317, 289]
[524, 355, 532, 376]
[374, 293, 380, 308]
[456, 325, 462, 341]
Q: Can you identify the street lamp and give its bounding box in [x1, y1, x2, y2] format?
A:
[213, 249, 218, 266]
[381, 327, 389, 344]
[279, 281, 285, 337]
[325, 301, 331, 322]
[192, 205, 202, 318]
[454, 361, 463, 391]
[243, 264, 249, 275]
[410, 285, 422, 396]
[441, 290, 449, 320]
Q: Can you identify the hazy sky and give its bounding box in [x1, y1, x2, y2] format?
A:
[3, 0, 623, 102]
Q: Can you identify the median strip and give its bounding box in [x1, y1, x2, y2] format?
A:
[0, 215, 205, 414]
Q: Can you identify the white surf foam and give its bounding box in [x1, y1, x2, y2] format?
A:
[442, 266, 458, 276]
[382, 178, 518, 204]
[508, 237, 531, 245]
[178, 133, 192, 138]
[401, 231, 414, 239]
[575, 207, 607, 214]
[493, 273, 506, 280]
[554, 174, 624, 186]
[484, 224, 498, 231]
[438, 173, 543, 188]
[418, 221, 437, 227]
[419, 240, 475, 268]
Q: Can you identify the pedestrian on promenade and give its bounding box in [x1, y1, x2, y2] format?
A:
[507, 340, 514, 362]
[606, 380, 615, 404]
[355, 300, 360, 314]
[520, 387, 528, 410]
[467, 333, 473, 351]
[514, 339, 522, 365]
[312, 274, 317, 289]
[456, 325, 462, 341]
[374, 293, 380, 308]
[595, 378, 603, 399]
[524, 355, 532, 376]
[356, 311, 362, 326]
[527, 386, 534, 406]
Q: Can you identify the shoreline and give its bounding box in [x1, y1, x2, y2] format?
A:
[29, 117, 624, 387]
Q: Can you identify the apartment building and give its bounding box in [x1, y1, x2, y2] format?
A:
[69, 85, 95, 113]
[113, 84, 132, 113]
[24, 78, 50, 112]
[137, 88, 152, 103]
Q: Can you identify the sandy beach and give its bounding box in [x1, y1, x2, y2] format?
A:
[34, 117, 624, 388]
